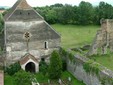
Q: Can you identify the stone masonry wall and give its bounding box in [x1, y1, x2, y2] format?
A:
[67, 54, 113, 85]
[4, 21, 60, 64]
[88, 19, 113, 56]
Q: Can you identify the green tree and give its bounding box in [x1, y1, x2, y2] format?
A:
[45, 9, 57, 24]
[48, 50, 62, 79]
[77, 1, 94, 25]
[35, 6, 50, 21]
[93, 2, 113, 24]
[50, 3, 63, 8]
[93, 6, 100, 24]
[72, 6, 78, 24]
[99, 2, 113, 19]
[14, 70, 31, 85]
[58, 4, 75, 24]
[39, 60, 48, 76]
[34, 1, 113, 25]
[0, 13, 4, 32]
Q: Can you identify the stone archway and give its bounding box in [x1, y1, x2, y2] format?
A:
[20, 53, 39, 73]
[25, 62, 35, 73]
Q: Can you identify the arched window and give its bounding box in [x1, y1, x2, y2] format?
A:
[44, 41, 48, 49]
[28, 12, 30, 15]
[20, 12, 22, 15]
[41, 58, 45, 61]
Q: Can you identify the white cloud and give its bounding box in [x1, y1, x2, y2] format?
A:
[0, 0, 113, 7]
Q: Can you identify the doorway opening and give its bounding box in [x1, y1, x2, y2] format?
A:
[25, 62, 35, 73]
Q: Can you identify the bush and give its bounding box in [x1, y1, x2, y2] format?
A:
[62, 60, 67, 71]
[59, 48, 67, 56]
[5, 62, 21, 76]
[14, 70, 31, 85]
[83, 60, 100, 75]
[48, 50, 62, 79]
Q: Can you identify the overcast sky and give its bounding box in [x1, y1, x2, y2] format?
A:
[0, 0, 112, 7]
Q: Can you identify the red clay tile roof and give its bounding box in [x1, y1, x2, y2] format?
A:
[20, 53, 38, 65]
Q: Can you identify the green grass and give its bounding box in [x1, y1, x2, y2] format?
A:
[62, 71, 85, 85]
[4, 74, 15, 85]
[52, 24, 99, 49]
[35, 71, 85, 85]
[89, 54, 113, 71]
[35, 73, 49, 83]
[4, 71, 85, 85]
[52, 24, 113, 71]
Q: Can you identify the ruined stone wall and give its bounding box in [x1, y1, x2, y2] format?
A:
[88, 19, 113, 56]
[67, 54, 113, 85]
[4, 21, 60, 64]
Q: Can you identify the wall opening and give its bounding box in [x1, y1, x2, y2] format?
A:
[28, 12, 30, 15]
[41, 58, 45, 61]
[20, 12, 22, 15]
[44, 41, 48, 49]
[25, 62, 35, 73]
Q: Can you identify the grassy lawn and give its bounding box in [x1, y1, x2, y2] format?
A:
[89, 54, 113, 71]
[52, 24, 113, 71]
[4, 71, 85, 85]
[61, 71, 85, 85]
[35, 71, 85, 85]
[52, 24, 99, 49]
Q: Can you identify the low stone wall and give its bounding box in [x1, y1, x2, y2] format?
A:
[67, 54, 113, 85]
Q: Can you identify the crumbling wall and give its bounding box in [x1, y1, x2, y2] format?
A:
[87, 19, 113, 56]
[67, 54, 113, 85]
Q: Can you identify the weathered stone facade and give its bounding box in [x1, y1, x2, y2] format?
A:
[88, 19, 113, 56]
[3, 0, 61, 66]
[67, 54, 113, 85]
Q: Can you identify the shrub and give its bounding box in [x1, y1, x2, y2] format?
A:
[39, 60, 48, 76]
[5, 62, 21, 76]
[48, 50, 62, 79]
[59, 48, 67, 57]
[83, 60, 100, 75]
[62, 60, 67, 71]
[14, 70, 31, 85]
[68, 53, 74, 62]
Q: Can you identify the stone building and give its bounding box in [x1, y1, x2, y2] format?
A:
[87, 19, 113, 56]
[3, 0, 61, 72]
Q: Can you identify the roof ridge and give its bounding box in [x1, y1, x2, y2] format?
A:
[4, 0, 32, 21]
[20, 53, 38, 65]
[4, 0, 20, 20]
[17, 0, 32, 9]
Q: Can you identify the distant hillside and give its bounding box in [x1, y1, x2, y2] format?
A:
[0, 6, 10, 9]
